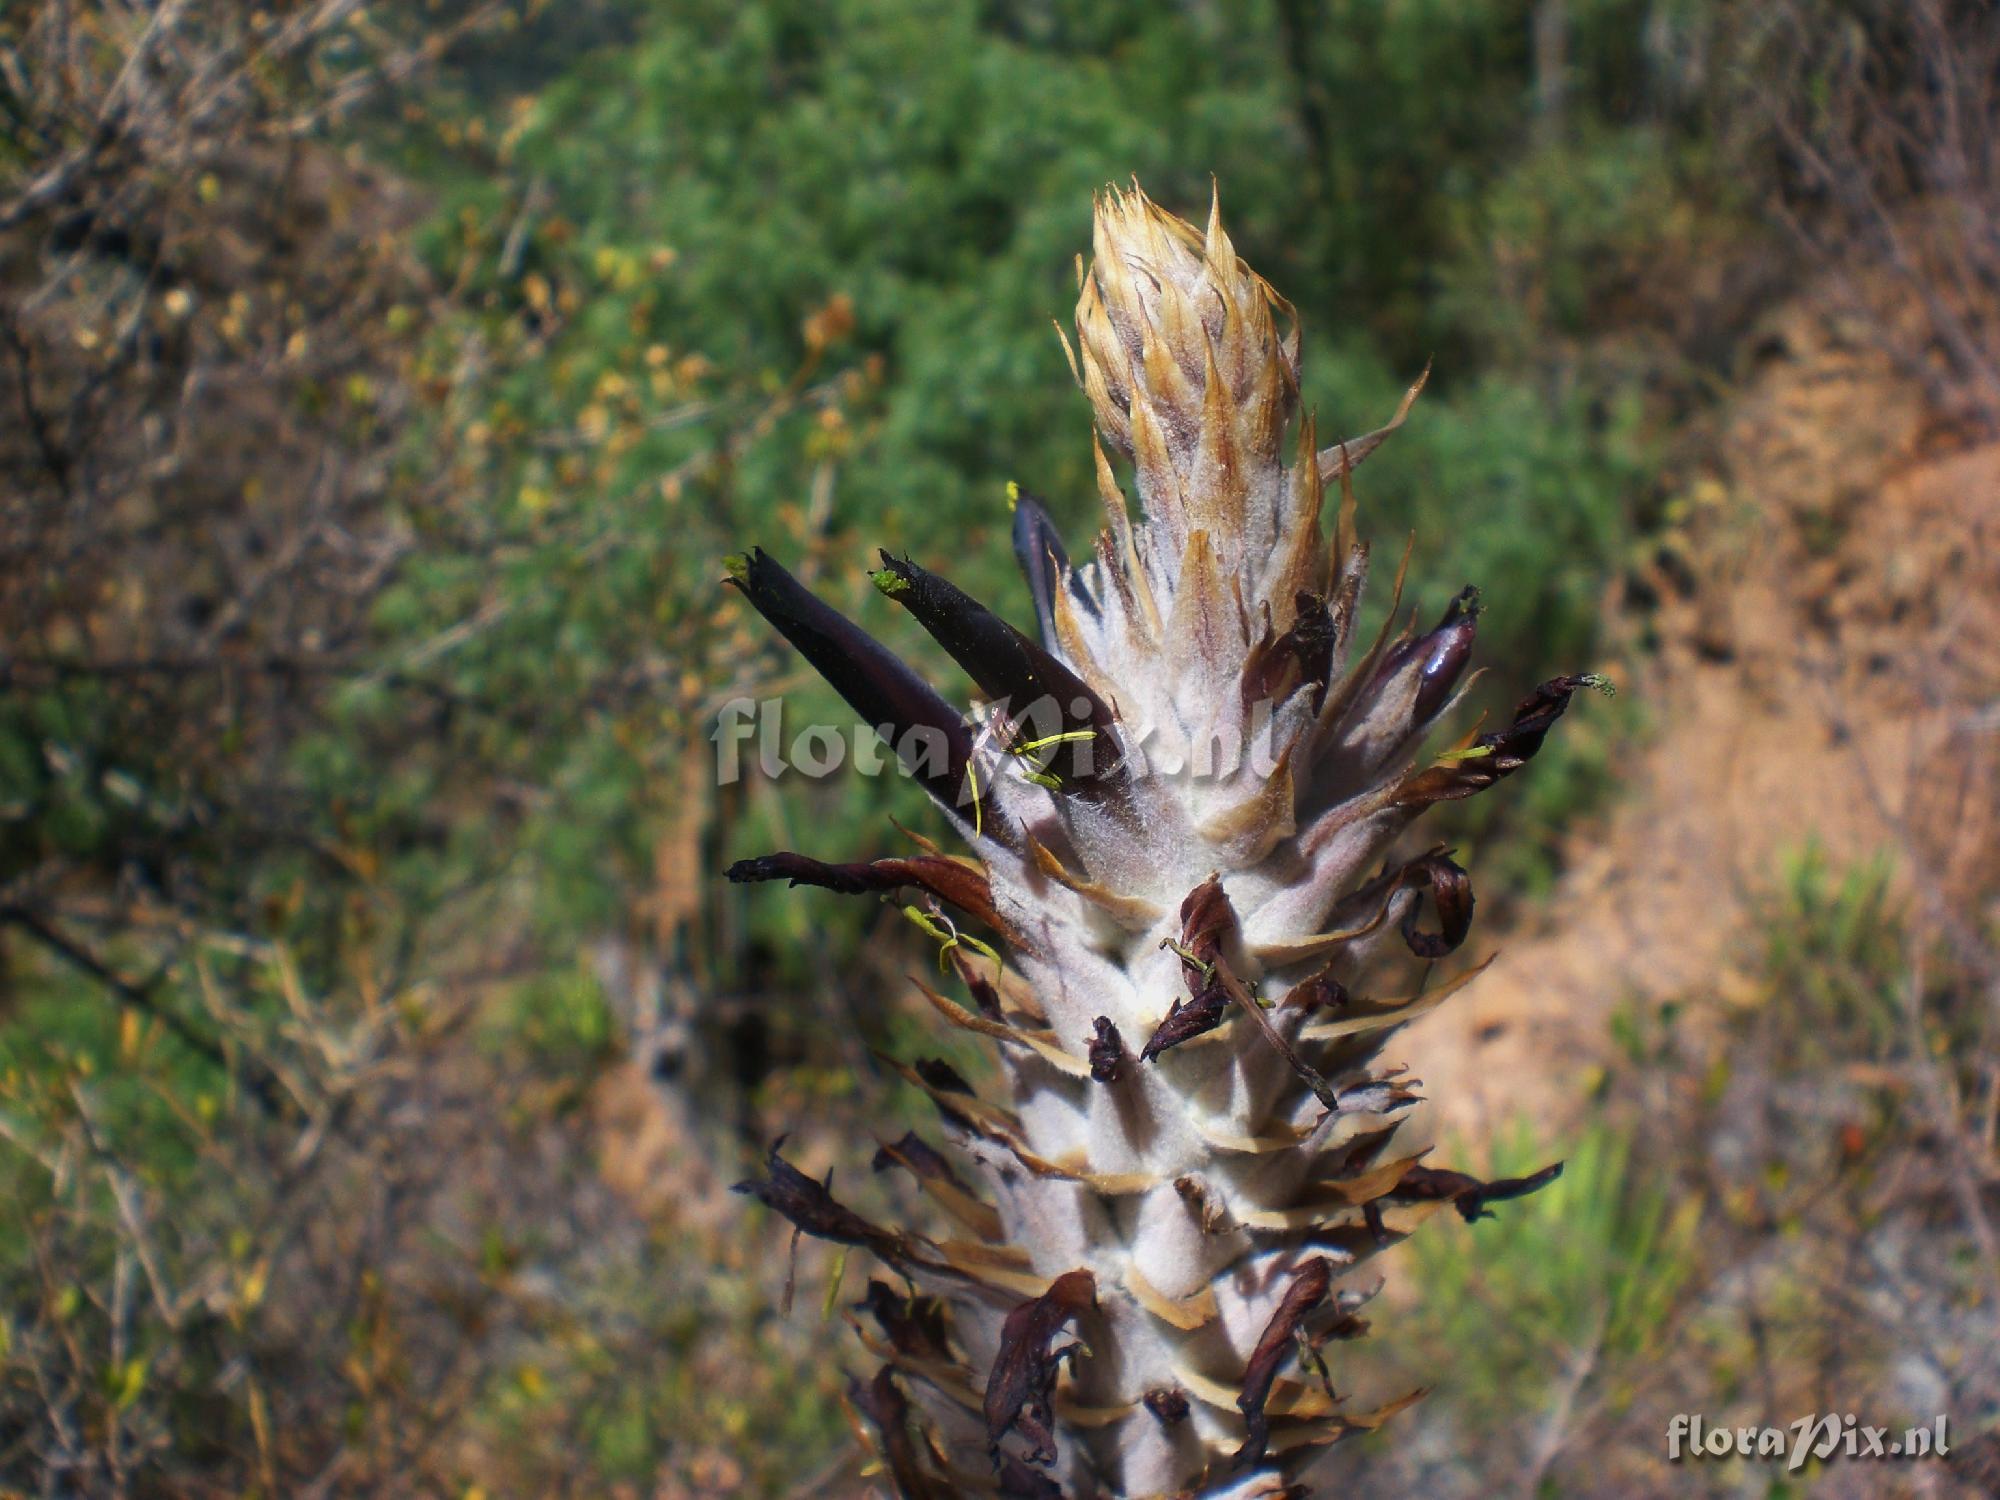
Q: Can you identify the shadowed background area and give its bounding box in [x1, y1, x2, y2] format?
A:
[1, 1, 1995, 1494]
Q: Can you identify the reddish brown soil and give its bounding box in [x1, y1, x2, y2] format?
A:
[1408, 299, 2000, 1142]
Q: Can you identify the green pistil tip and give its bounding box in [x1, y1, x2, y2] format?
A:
[722, 553, 750, 584]
[1579, 672, 1616, 697]
[871, 567, 911, 597]
[1005, 480, 1021, 512]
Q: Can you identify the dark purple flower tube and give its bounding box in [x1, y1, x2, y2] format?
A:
[724, 548, 994, 833]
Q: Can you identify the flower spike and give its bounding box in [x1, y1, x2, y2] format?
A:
[721, 182, 1597, 1495]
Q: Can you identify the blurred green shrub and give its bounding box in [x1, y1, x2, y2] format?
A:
[1760, 842, 1906, 1058]
[1404, 1121, 1703, 1423]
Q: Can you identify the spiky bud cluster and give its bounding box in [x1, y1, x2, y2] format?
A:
[726, 183, 1600, 1497]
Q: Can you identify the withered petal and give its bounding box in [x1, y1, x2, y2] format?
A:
[849, 1364, 949, 1500]
[1394, 1160, 1564, 1221]
[1178, 875, 1238, 969]
[985, 1268, 1097, 1467]
[1410, 586, 1481, 724]
[1143, 876, 1242, 1061]
[857, 1280, 956, 1365]
[1311, 845, 1472, 965]
[1140, 991, 1230, 1061]
[1235, 1256, 1333, 1468]
[1088, 1016, 1129, 1083]
[872, 1130, 973, 1192]
[1397, 850, 1475, 959]
[1242, 590, 1337, 710]
[1280, 966, 1350, 1013]
[996, 1453, 1068, 1499]
[726, 850, 1004, 933]
[1396, 673, 1607, 809]
[732, 1142, 905, 1260]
